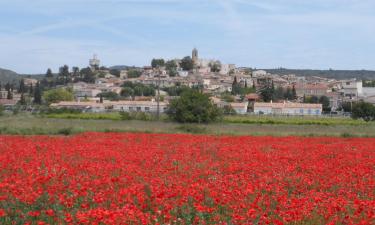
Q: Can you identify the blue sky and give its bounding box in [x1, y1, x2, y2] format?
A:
[0, 0, 375, 74]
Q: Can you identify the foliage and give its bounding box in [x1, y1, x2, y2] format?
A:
[303, 95, 331, 112]
[180, 56, 194, 71]
[165, 60, 178, 77]
[259, 81, 274, 102]
[209, 61, 221, 73]
[220, 92, 235, 103]
[121, 82, 155, 97]
[0, 105, 4, 116]
[163, 85, 191, 96]
[109, 69, 121, 77]
[80, 67, 96, 83]
[97, 92, 120, 101]
[33, 82, 42, 104]
[363, 80, 375, 87]
[43, 88, 74, 105]
[351, 101, 375, 121]
[127, 69, 142, 78]
[151, 58, 165, 68]
[167, 89, 222, 123]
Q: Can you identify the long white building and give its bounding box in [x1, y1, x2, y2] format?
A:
[254, 102, 322, 115]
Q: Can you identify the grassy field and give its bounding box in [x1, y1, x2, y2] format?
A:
[1, 114, 375, 137]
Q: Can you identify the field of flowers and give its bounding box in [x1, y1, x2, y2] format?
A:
[0, 133, 374, 224]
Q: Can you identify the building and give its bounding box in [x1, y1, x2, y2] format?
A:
[50, 100, 169, 113]
[254, 102, 322, 116]
[192, 48, 198, 65]
[89, 54, 100, 71]
[295, 83, 329, 97]
[340, 79, 363, 98]
[229, 102, 249, 115]
[112, 100, 168, 113]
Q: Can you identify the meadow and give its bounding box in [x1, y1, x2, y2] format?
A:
[0, 133, 373, 224]
[1, 114, 375, 137]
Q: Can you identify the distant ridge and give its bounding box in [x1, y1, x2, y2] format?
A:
[0, 68, 44, 84]
[109, 65, 141, 70]
[262, 68, 375, 80]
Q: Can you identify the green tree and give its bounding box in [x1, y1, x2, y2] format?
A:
[97, 92, 120, 101]
[151, 58, 165, 68]
[121, 87, 134, 98]
[80, 67, 96, 83]
[58, 65, 70, 84]
[46, 68, 53, 78]
[209, 61, 221, 73]
[7, 89, 13, 99]
[18, 79, 25, 93]
[43, 88, 73, 105]
[109, 69, 121, 77]
[180, 56, 194, 71]
[319, 96, 331, 112]
[165, 60, 178, 77]
[19, 93, 26, 105]
[351, 101, 375, 121]
[127, 69, 142, 78]
[33, 82, 42, 104]
[167, 89, 222, 123]
[259, 81, 274, 102]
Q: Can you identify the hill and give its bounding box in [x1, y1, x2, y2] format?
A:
[0, 68, 44, 84]
[262, 68, 375, 80]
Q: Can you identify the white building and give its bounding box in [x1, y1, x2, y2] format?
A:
[230, 102, 249, 114]
[340, 79, 363, 98]
[51, 100, 169, 113]
[112, 100, 168, 113]
[254, 102, 322, 116]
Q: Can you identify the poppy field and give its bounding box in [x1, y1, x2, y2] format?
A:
[0, 133, 374, 224]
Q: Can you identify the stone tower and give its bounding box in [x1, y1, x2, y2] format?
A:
[192, 48, 198, 65]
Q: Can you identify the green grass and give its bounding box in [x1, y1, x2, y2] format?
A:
[1, 114, 375, 137]
[44, 112, 123, 120]
[224, 115, 370, 126]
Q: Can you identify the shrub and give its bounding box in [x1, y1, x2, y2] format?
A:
[351, 101, 375, 122]
[167, 89, 222, 123]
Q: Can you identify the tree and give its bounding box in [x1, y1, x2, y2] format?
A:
[109, 69, 121, 77]
[29, 84, 34, 95]
[165, 60, 178, 77]
[319, 96, 331, 112]
[46, 68, 53, 78]
[259, 81, 274, 102]
[180, 56, 194, 71]
[209, 61, 221, 73]
[58, 65, 70, 84]
[151, 58, 165, 68]
[127, 69, 142, 78]
[80, 67, 96, 83]
[7, 89, 13, 100]
[19, 93, 26, 105]
[121, 87, 134, 98]
[97, 92, 120, 101]
[292, 85, 297, 100]
[33, 82, 42, 104]
[43, 88, 74, 105]
[351, 101, 375, 121]
[18, 79, 25, 93]
[167, 89, 222, 123]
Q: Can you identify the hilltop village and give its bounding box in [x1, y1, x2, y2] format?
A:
[1, 49, 375, 116]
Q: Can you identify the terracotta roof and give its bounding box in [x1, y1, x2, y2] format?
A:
[0, 99, 18, 105]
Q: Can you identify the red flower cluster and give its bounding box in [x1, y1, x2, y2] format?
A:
[0, 133, 374, 224]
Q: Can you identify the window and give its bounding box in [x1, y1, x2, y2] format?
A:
[308, 109, 312, 114]
[129, 107, 134, 111]
[136, 107, 141, 112]
[145, 107, 150, 111]
[315, 110, 320, 115]
[346, 82, 351, 85]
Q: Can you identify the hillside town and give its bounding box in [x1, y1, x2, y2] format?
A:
[1, 49, 375, 116]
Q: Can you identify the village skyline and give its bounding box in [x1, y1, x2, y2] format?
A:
[1, 0, 375, 73]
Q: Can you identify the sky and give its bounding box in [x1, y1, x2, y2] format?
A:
[0, 0, 375, 74]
